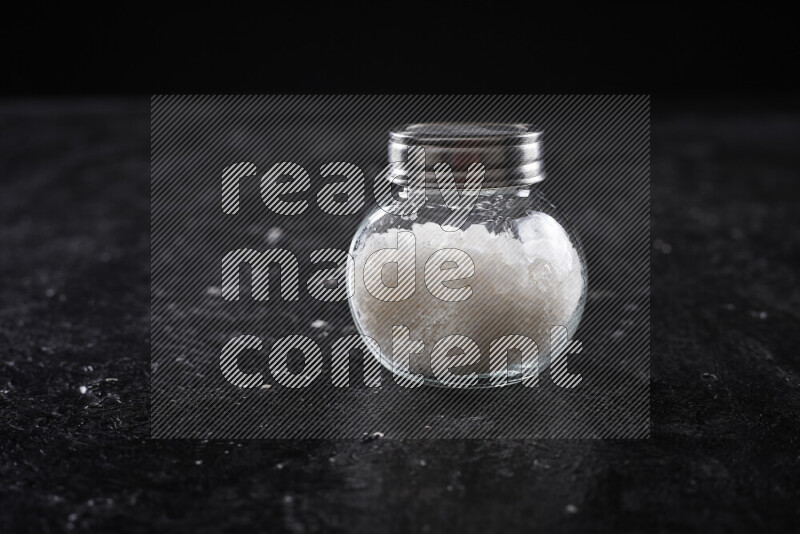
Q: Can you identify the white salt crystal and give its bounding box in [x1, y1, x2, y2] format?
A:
[266, 227, 284, 245]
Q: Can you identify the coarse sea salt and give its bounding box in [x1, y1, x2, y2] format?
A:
[349, 213, 585, 378]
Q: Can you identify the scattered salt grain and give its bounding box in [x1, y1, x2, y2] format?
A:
[266, 227, 284, 245]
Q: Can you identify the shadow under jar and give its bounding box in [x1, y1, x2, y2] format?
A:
[348, 123, 587, 388]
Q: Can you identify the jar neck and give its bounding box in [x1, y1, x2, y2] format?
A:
[396, 183, 539, 206]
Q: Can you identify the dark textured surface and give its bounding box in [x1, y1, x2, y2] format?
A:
[1, 99, 799, 533]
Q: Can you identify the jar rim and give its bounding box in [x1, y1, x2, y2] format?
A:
[390, 122, 542, 147]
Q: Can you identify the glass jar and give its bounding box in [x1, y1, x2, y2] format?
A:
[348, 123, 587, 388]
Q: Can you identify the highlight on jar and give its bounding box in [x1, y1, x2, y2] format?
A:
[347, 123, 588, 388]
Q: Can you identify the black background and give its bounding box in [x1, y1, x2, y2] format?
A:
[1, 6, 799, 533]
[3, 7, 798, 98]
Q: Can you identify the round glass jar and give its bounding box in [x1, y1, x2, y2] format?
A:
[348, 123, 587, 388]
